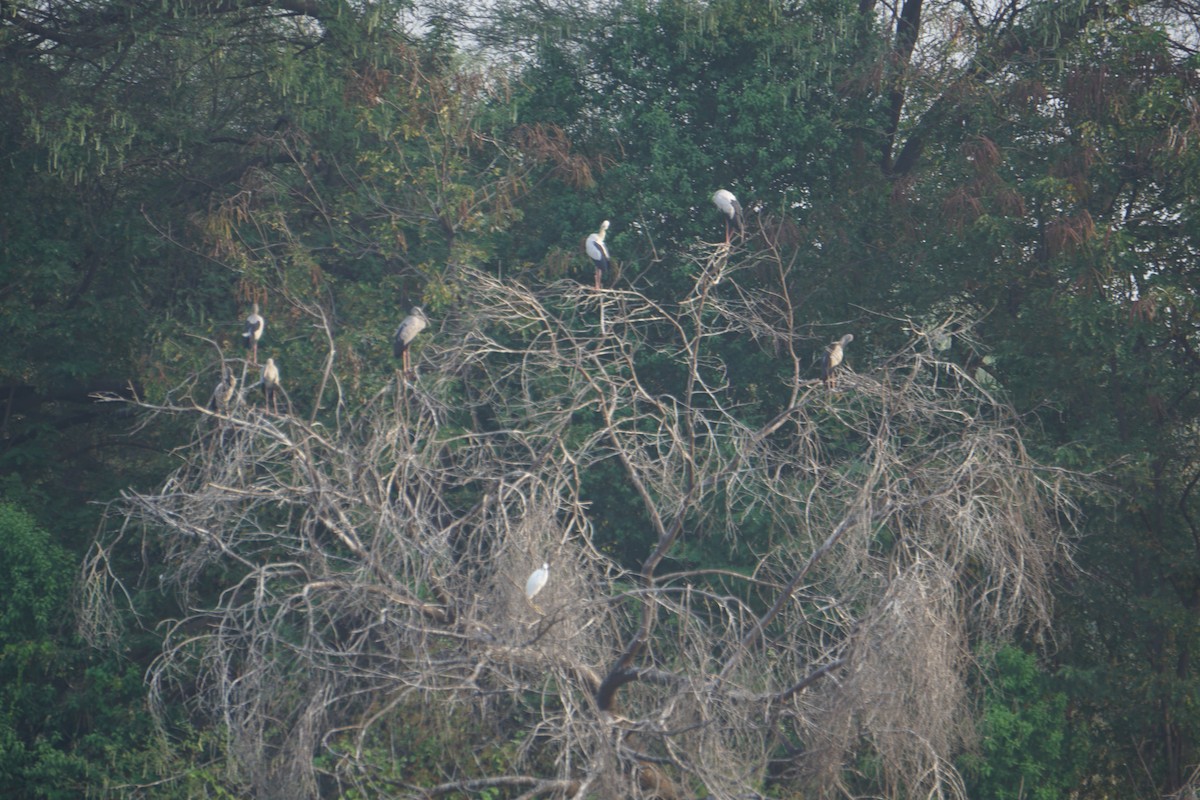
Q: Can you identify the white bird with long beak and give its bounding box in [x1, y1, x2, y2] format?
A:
[585, 220, 611, 289]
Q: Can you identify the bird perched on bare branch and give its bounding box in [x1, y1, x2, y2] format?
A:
[822, 334, 854, 388]
[211, 366, 237, 412]
[585, 220, 611, 289]
[243, 303, 264, 365]
[712, 189, 744, 244]
[261, 357, 281, 413]
[393, 306, 428, 380]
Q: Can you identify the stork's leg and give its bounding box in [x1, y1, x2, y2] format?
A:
[595, 268, 602, 290]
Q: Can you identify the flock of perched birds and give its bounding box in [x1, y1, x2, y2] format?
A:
[221, 189, 851, 413]
[584, 189, 850, 385]
[211, 190, 854, 601]
[219, 194, 857, 408]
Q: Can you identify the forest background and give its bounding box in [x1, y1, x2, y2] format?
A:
[1, 0, 1199, 797]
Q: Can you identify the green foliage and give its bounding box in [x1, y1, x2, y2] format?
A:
[903, 15, 1200, 794]
[500, 4, 1200, 791]
[0, 504, 79, 797]
[503, 0, 884, 301]
[320, 704, 531, 797]
[0, 504, 71, 641]
[960, 647, 1083, 800]
[0, 503, 175, 799]
[2, 0, 1200, 794]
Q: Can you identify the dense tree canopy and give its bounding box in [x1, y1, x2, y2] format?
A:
[3, 0, 1200, 796]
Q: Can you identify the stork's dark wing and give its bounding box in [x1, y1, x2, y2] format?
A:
[243, 315, 263, 340]
[586, 235, 611, 269]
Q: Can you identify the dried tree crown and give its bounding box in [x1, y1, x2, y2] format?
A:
[85, 255, 1074, 800]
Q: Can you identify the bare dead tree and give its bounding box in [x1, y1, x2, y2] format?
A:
[84, 254, 1074, 800]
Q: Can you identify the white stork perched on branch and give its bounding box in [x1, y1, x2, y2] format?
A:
[712, 189, 744, 244]
[243, 303, 264, 365]
[585, 220, 611, 289]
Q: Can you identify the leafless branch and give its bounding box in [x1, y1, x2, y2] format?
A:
[84, 254, 1075, 799]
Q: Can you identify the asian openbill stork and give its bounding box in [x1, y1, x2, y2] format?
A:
[393, 306, 428, 379]
[243, 303, 264, 365]
[822, 334, 854, 388]
[585, 220, 611, 289]
[712, 189, 744, 244]
[261, 357, 281, 413]
[211, 366, 237, 412]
